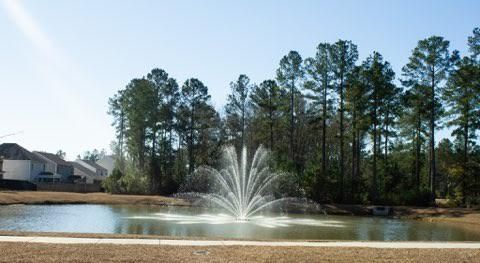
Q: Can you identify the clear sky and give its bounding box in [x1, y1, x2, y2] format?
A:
[0, 0, 478, 160]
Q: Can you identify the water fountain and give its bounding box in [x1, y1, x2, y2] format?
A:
[193, 145, 284, 220]
[126, 145, 344, 232]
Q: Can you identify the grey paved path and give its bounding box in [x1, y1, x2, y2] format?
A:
[1, 236, 480, 248]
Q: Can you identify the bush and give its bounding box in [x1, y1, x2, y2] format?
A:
[381, 188, 431, 206]
[103, 166, 148, 195]
[102, 168, 123, 194]
[272, 171, 305, 198]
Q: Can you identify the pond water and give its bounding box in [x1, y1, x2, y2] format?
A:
[0, 204, 478, 241]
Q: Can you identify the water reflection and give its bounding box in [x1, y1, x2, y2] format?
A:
[0, 204, 479, 241]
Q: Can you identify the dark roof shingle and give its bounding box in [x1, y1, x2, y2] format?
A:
[0, 143, 46, 163]
[34, 151, 71, 166]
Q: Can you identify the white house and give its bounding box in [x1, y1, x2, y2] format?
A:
[69, 161, 97, 184]
[0, 143, 49, 182]
[74, 159, 108, 184]
[96, 155, 115, 176]
[34, 152, 75, 183]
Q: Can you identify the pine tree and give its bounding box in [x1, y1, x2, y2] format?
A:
[178, 78, 213, 174]
[250, 80, 284, 151]
[362, 52, 396, 201]
[304, 43, 334, 186]
[331, 40, 358, 201]
[443, 56, 480, 200]
[402, 36, 456, 202]
[276, 51, 304, 168]
[225, 74, 252, 149]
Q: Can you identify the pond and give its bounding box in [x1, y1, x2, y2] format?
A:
[0, 204, 478, 241]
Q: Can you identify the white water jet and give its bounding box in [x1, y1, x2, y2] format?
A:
[192, 145, 285, 220]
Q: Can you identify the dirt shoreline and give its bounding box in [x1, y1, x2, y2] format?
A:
[1, 191, 479, 228]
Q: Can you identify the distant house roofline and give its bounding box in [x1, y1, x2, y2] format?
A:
[34, 151, 72, 166]
[69, 161, 97, 177]
[81, 159, 108, 172]
[0, 143, 47, 163]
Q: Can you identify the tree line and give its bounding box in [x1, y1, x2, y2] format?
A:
[105, 28, 480, 206]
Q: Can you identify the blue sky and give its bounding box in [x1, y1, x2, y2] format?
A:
[0, 0, 478, 160]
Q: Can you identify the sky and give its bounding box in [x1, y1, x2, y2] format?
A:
[0, 0, 478, 160]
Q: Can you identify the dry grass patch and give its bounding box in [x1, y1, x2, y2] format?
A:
[0, 242, 479, 263]
[0, 191, 188, 206]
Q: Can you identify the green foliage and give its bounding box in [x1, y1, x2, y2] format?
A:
[272, 171, 305, 198]
[224, 74, 252, 149]
[77, 149, 106, 162]
[103, 165, 148, 195]
[250, 80, 285, 151]
[106, 29, 480, 208]
[468, 27, 480, 61]
[102, 168, 124, 194]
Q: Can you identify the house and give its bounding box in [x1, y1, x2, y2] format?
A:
[74, 159, 108, 184]
[31, 152, 60, 183]
[34, 152, 74, 182]
[0, 143, 49, 182]
[69, 161, 97, 184]
[0, 156, 4, 179]
[96, 155, 115, 176]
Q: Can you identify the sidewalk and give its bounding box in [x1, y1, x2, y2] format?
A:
[1, 236, 480, 249]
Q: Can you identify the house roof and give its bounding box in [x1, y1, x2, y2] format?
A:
[69, 161, 96, 177]
[34, 151, 71, 166]
[82, 160, 108, 172]
[0, 143, 46, 163]
[96, 155, 115, 169]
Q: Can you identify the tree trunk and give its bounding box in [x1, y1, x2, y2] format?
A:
[290, 78, 295, 164]
[351, 106, 357, 201]
[429, 74, 436, 203]
[373, 113, 378, 203]
[322, 78, 327, 179]
[119, 110, 125, 172]
[384, 114, 389, 163]
[463, 118, 469, 202]
[415, 118, 421, 191]
[339, 72, 345, 202]
[269, 115, 274, 151]
[241, 106, 245, 147]
[356, 131, 361, 182]
[188, 104, 195, 174]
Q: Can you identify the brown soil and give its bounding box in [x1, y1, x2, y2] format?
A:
[0, 242, 478, 263]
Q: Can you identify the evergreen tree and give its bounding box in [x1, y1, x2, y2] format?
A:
[225, 74, 252, 149]
[345, 66, 369, 201]
[443, 56, 480, 200]
[400, 84, 429, 191]
[331, 40, 358, 201]
[178, 78, 212, 174]
[362, 52, 396, 202]
[402, 36, 457, 201]
[276, 51, 304, 167]
[250, 80, 284, 151]
[468, 27, 480, 61]
[304, 43, 334, 186]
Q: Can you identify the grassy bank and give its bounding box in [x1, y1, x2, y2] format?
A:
[0, 191, 187, 206]
[0, 242, 478, 263]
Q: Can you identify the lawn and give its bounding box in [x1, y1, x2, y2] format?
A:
[0, 242, 479, 263]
